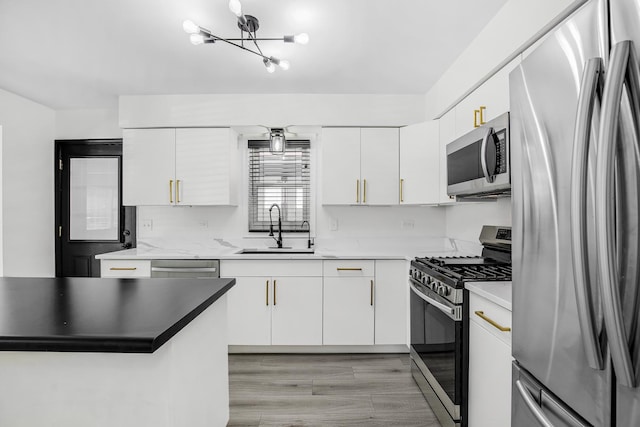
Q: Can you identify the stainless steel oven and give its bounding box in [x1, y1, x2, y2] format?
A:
[447, 112, 510, 198]
[410, 280, 463, 427]
[409, 225, 512, 427]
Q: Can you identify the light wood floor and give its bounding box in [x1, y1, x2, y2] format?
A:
[227, 353, 441, 427]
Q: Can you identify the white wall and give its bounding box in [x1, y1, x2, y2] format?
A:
[445, 198, 512, 243]
[55, 109, 121, 139]
[0, 88, 55, 276]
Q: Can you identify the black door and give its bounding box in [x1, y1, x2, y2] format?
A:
[55, 140, 136, 277]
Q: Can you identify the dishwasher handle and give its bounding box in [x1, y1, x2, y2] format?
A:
[151, 267, 217, 273]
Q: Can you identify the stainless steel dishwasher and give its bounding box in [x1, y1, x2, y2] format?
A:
[150, 260, 219, 278]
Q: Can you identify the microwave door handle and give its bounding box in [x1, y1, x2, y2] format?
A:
[570, 57, 605, 370]
[596, 40, 639, 388]
[480, 127, 495, 183]
[410, 282, 455, 318]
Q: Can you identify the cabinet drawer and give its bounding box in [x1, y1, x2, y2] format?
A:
[323, 260, 374, 277]
[100, 260, 151, 277]
[469, 292, 512, 347]
[221, 260, 322, 277]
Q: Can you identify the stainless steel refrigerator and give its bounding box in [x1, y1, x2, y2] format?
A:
[510, 0, 640, 425]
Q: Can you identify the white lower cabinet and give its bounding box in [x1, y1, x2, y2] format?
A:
[270, 277, 323, 345]
[226, 277, 272, 345]
[100, 260, 151, 277]
[223, 260, 323, 346]
[374, 260, 408, 345]
[468, 292, 512, 427]
[323, 260, 375, 345]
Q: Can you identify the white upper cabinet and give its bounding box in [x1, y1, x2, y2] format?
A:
[453, 57, 521, 140]
[123, 128, 238, 206]
[321, 128, 361, 205]
[360, 128, 399, 205]
[322, 127, 399, 205]
[399, 121, 440, 205]
[123, 128, 176, 206]
[175, 128, 238, 205]
[438, 109, 457, 204]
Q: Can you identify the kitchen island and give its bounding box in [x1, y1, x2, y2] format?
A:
[0, 276, 235, 427]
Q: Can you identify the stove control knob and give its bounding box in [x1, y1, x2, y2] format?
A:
[437, 284, 449, 297]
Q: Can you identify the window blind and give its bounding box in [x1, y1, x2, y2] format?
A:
[248, 140, 310, 232]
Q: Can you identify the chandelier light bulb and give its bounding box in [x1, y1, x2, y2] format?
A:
[263, 58, 276, 73]
[182, 20, 200, 34]
[190, 33, 205, 45]
[279, 59, 290, 70]
[293, 33, 309, 45]
[229, 0, 243, 17]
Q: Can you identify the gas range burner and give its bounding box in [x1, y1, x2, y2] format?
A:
[416, 255, 504, 267]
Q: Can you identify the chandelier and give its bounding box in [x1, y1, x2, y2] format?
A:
[182, 0, 309, 73]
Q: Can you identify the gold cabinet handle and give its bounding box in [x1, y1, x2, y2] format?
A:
[356, 179, 360, 203]
[474, 310, 511, 332]
[169, 180, 174, 203]
[273, 280, 277, 306]
[479, 106, 486, 125]
[109, 267, 137, 271]
[363, 179, 367, 203]
[370, 280, 374, 306]
[176, 179, 181, 203]
[337, 268, 363, 271]
[400, 179, 404, 203]
[266, 280, 269, 306]
[474, 110, 480, 128]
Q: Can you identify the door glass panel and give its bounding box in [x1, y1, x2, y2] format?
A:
[69, 157, 119, 241]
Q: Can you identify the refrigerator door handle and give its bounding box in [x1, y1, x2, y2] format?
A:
[570, 57, 605, 370]
[596, 40, 640, 388]
[480, 127, 495, 183]
[516, 380, 555, 427]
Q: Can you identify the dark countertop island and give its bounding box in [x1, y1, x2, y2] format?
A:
[0, 276, 235, 353]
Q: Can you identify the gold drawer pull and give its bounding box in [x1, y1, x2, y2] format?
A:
[479, 105, 486, 124]
[266, 280, 269, 306]
[110, 267, 137, 271]
[337, 268, 363, 271]
[169, 180, 174, 203]
[474, 310, 511, 332]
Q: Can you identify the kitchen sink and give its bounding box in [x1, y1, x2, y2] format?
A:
[238, 247, 315, 254]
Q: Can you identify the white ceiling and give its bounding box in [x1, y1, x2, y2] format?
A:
[0, 0, 507, 110]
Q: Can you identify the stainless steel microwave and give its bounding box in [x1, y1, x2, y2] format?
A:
[447, 112, 510, 197]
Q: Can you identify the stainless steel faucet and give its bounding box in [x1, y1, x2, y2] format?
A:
[301, 220, 313, 249]
[268, 204, 283, 248]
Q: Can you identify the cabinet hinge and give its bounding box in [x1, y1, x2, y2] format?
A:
[58, 226, 62, 237]
[59, 159, 63, 170]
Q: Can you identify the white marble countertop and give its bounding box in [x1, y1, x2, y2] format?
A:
[465, 281, 512, 311]
[95, 237, 482, 261]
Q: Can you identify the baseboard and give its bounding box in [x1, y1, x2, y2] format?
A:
[228, 344, 409, 354]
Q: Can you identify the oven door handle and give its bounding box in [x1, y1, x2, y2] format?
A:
[410, 283, 456, 317]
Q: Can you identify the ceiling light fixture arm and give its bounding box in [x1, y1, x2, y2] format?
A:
[182, 0, 307, 72]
